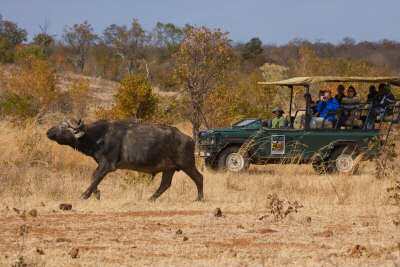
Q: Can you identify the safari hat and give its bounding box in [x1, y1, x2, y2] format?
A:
[272, 106, 284, 114]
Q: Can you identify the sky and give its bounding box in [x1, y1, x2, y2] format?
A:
[1, 0, 399, 45]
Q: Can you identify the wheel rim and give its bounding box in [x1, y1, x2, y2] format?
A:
[226, 153, 245, 172]
[336, 155, 354, 173]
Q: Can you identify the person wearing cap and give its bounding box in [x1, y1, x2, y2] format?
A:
[271, 106, 288, 128]
[366, 83, 395, 129]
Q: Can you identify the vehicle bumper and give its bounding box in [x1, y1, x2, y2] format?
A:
[196, 145, 219, 158]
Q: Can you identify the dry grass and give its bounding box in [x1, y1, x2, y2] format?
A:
[1, 119, 400, 266]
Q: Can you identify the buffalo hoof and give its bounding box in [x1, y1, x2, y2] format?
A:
[79, 193, 90, 200]
[94, 190, 100, 200]
[196, 195, 204, 201]
[148, 196, 157, 202]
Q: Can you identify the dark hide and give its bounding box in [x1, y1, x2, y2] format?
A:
[46, 119, 203, 201]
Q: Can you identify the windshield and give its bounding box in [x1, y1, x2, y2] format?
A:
[234, 119, 258, 127]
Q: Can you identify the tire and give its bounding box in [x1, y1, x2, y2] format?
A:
[329, 146, 359, 174]
[217, 146, 249, 172]
[205, 157, 219, 171]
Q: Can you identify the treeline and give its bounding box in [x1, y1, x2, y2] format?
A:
[0, 15, 399, 137]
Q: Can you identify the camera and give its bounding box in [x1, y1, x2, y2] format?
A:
[322, 96, 327, 100]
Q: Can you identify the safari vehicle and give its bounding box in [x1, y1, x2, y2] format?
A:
[197, 76, 400, 174]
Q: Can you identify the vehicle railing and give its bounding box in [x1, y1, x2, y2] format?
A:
[294, 99, 400, 133]
[380, 99, 400, 144]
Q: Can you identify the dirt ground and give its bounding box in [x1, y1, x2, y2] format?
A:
[1, 201, 400, 266]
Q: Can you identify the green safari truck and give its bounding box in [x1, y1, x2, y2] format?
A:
[197, 76, 400, 174]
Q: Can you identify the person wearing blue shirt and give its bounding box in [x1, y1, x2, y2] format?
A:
[310, 90, 339, 128]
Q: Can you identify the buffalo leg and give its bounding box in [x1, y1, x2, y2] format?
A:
[91, 166, 101, 200]
[183, 167, 204, 201]
[80, 163, 111, 200]
[149, 169, 175, 201]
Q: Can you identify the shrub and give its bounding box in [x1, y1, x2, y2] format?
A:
[95, 74, 158, 121]
[0, 54, 60, 119]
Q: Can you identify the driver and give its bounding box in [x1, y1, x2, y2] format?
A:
[271, 106, 288, 128]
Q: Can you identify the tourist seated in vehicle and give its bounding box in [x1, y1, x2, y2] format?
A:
[366, 85, 378, 104]
[271, 106, 288, 128]
[335, 85, 345, 105]
[304, 93, 319, 116]
[338, 86, 360, 127]
[310, 90, 339, 128]
[366, 83, 396, 129]
[316, 90, 325, 106]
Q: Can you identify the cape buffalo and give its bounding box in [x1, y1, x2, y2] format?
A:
[46, 118, 203, 201]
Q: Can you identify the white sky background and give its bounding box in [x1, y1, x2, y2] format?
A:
[0, 0, 399, 44]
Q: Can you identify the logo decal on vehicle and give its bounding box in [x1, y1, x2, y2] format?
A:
[271, 135, 285, 155]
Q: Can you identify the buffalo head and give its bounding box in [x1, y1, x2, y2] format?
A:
[46, 118, 85, 145]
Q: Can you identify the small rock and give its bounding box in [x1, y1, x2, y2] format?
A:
[313, 231, 333, 237]
[237, 224, 244, 229]
[40, 202, 45, 207]
[175, 229, 183, 235]
[29, 209, 38, 217]
[59, 203, 72, 211]
[214, 208, 222, 217]
[362, 221, 369, 227]
[111, 238, 119, 242]
[328, 253, 337, 257]
[5, 206, 9, 211]
[35, 248, 45, 255]
[183, 236, 188, 241]
[68, 248, 79, 259]
[247, 228, 277, 234]
[349, 244, 366, 257]
[306, 217, 312, 224]
[56, 237, 71, 243]
[13, 208, 20, 214]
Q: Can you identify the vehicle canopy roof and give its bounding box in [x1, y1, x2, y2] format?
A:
[258, 76, 400, 87]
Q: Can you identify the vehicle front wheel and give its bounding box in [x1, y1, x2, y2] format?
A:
[218, 146, 249, 172]
[204, 157, 219, 171]
[329, 146, 359, 174]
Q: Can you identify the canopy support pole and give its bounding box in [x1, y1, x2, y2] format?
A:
[288, 85, 294, 127]
[305, 85, 310, 130]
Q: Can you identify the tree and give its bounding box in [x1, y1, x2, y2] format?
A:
[63, 20, 98, 72]
[32, 20, 55, 57]
[242, 37, 263, 60]
[0, 15, 28, 61]
[173, 26, 234, 140]
[103, 19, 149, 74]
[153, 22, 184, 52]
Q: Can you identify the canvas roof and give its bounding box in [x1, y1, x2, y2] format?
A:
[258, 76, 400, 86]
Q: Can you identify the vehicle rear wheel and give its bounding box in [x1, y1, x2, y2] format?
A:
[218, 146, 249, 172]
[329, 146, 359, 174]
